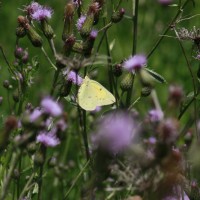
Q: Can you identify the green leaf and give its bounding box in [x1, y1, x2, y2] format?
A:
[144, 68, 167, 84]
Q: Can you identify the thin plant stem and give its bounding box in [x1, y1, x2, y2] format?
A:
[126, 0, 139, 107]
[48, 39, 57, 57]
[64, 159, 91, 199]
[104, 19, 114, 93]
[0, 151, 21, 200]
[50, 69, 61, 96]
[151, 89, 161, 110]
[41, 47, 57, 70]
[128, 96, 141, 110]
[18, 172, 35, 200]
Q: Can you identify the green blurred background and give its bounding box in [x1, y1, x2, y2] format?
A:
[0, 0, 200, 115]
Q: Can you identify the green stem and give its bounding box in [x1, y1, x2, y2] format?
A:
[41, 47, 57, 70]
[64, 159, 91, 199]
[0, 151, 21, 200]
[50, 69, 61, 96]
[126, 0, 139, 107]
[18, 172, 35, 200]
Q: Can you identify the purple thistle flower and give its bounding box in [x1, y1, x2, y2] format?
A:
[27, 2, 53, 21]
[90, 29, 98, 39]
[29, 108, 42, 122]
[76, 15, 86, 31]
[67, 71, 83, 85]
[37, 130, 60, 147]
[148, 109, 164, 122]
[31, 7, 53, 21]
[91, 110, 139, 154]
[26, 2, 42, 14]
[123, 54, 147, 72]
[41, 97, 62, 117]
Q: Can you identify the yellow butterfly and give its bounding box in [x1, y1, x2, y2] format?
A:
[77, 76, 116, 111]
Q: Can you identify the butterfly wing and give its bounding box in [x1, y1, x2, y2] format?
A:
[77, 76, 115, 111]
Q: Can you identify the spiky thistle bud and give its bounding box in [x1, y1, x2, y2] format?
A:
[72, 42, 84, 54]
[120, 73, 134, 91]
[80, 15, 94, 38]
[26, 24, 43, 47]
[62, 3, 75, 41]
[113, 63, 122, 77]
[3, 80, 10, 89]
[41, 19, 54, 39]
[141, 86, 152, 97]
[17, 16, 42, 47]
[83, 29, 98, 56]
[63, 35, 76, 56]
[111, 8, 125, 23]
[16, 26, 26, 38]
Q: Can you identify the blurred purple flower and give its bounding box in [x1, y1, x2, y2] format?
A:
[91, 110, 139, 154]
[27, 2, 53, 21]
[76, 15, 86, 31]
[148, 109, 164, 122]
[90, 29, 98, 39]
[29, 108, 42, 122]
[123, 54, 147, 72]
[37, 130, 60, 147]
[41, 97, 62, 117]
[56, 119, 68, 131]
[67, 71, 83, 85]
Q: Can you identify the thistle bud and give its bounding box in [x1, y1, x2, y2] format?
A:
[72, 42, 84, 54]
[13, 90, 19, 103]
[111, 8, 125, 23]
[3, 80, 10, 89]
[184, 130, 193, 147]
[63, 35, 76, 56]
[120, 73, 134, 91]
[62, 3, 75, 41]
[48, 156, 57, 168]
[14, 47, 24, 59]
[41, 19, 54, 39]
[22, 50, 29, 64]
[26, 25, 43, 47]
[113, 63, 122, 77]
[83, 29, 98, 56]
[26, 142, 37, 154]
[141, 86, 152, 97]
[80, 15, 94, 38]
[17, 16, 29, 29]
[34, 151, 45, 166]
[16, 26, 26, 38]
[0, 116, 18, 150]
